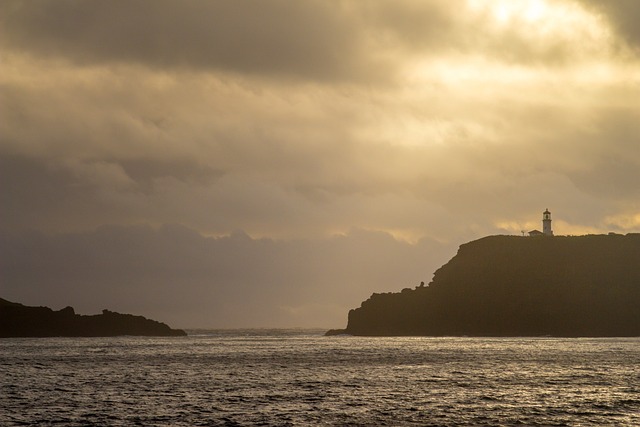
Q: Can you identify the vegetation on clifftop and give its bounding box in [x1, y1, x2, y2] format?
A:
[340, 234, 640, 336]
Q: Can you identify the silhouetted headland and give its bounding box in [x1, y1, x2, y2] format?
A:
[0, 299, 186, 337]
[328, 234, 640, 337]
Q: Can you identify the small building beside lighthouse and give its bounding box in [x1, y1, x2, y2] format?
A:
[528, 209, 554, 237]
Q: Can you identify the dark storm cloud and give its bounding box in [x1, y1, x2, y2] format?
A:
[118, 158, 224, 190]
[0, 154, 81, 231]
[0, 0, 378, 82]
[0, 225, 453, 328]
[362, 0, 456, 49]
[579, 0, 640, 49]
[0, 153, 225, 232]
[566, 108, 640, 200]
[0, 0, 606, 84]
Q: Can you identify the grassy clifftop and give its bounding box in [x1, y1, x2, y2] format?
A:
[342, 234, 640, 336]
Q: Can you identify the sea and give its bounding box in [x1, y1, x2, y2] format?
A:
[1, 331, 639, 426]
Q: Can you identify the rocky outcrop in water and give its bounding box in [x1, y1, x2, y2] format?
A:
[0, 298, 187, 337]
[334, 234, 640, 337]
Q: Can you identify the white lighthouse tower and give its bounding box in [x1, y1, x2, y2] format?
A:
[542, 209, 553, 236]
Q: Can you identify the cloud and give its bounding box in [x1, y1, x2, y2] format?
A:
[0, 0, 382, 82]
[365, 0, 614, 64]
[0, 0, 623, 84]
[0, 225, 453, 328]
[579, 0, 640, 50]
[1, 0, 639, 327]
[2, 45, 638, 239]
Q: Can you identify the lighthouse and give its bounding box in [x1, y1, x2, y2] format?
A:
[543, 209, 553, 236]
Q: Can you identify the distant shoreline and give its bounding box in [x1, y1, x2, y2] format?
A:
[0, 298, 186, 337]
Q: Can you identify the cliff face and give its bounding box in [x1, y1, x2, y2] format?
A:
[0, 299, 187, 337]
[344, 234, 640, 337]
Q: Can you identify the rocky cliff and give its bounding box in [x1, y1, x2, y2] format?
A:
[0, 299, 187, 337]
[335, 234, 640, 336]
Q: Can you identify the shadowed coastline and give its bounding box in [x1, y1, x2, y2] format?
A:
[0, 298, 186, 337]
[329, 234, 640, 337]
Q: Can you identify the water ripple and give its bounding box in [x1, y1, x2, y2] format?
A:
[0, 334, 638, 425]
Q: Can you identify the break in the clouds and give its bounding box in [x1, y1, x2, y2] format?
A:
[1, 0, 639, 327]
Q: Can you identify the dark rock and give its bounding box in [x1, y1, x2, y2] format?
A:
[0, 298, 187, 337]
[341, 234, 640, 337]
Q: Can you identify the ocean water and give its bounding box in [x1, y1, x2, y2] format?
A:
[1, 331, 639, 426]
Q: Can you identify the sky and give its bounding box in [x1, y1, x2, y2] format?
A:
[1, 0, 639, 328]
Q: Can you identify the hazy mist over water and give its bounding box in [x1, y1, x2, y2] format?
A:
[2, 332, 639, 426]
